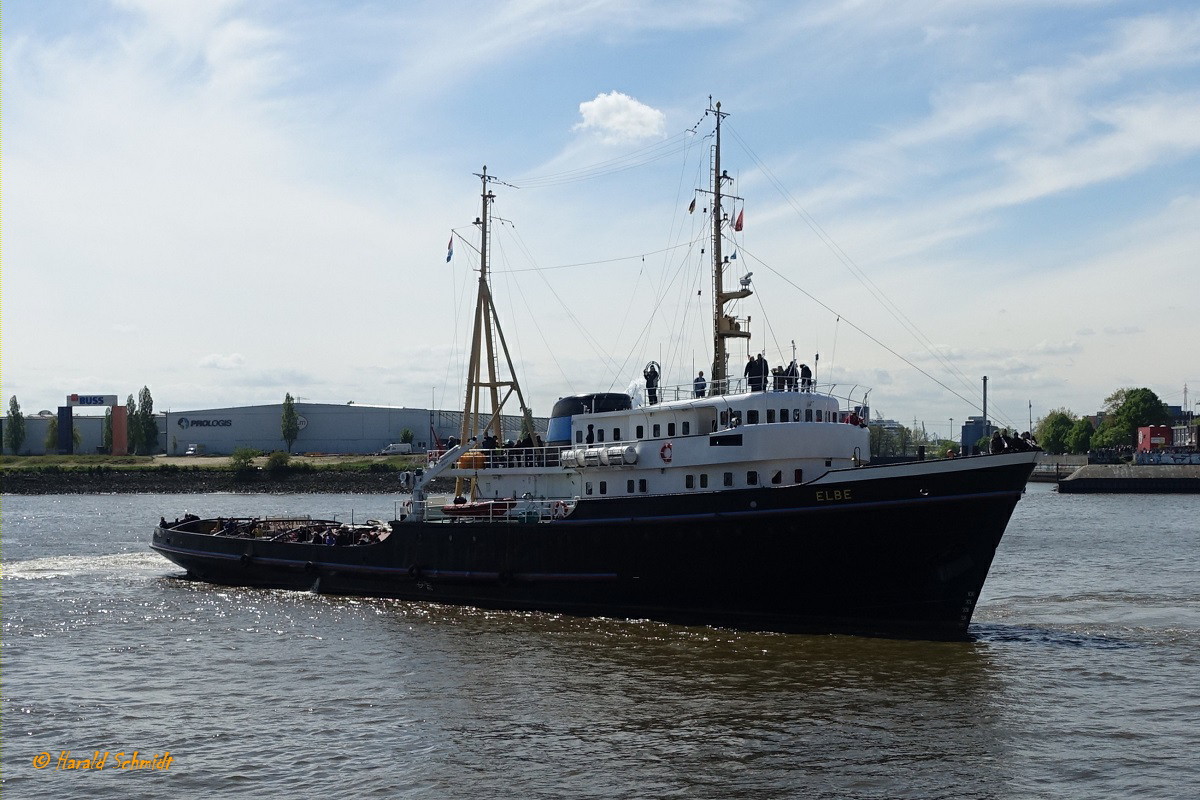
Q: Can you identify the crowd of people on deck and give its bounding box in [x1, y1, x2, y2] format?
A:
[650, 354, 819, 401]
[721, 355, 815, 395]
[989, 430, 1041, 454]
[478, 432, 548, 467]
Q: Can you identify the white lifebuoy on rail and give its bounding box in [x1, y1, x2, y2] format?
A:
[552, 500, 568, 519]
[660, 442, 673, 463]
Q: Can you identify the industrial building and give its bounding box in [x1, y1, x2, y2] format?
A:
[6, 403, 547, 456]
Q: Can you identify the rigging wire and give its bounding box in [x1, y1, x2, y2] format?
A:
[514, 115, 710, 189]
[724, 122, 1015, 425]
[505, 225, 631, 383]
[490, 242, 694, 273]
[514, 133, 703, 189]
[738, 244, 997, 417]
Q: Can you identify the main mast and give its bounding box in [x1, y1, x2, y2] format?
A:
[456, 167, 536, 498]
[708, 100, 751, 392]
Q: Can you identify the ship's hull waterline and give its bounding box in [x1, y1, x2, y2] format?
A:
[151, 452, 1036, 639]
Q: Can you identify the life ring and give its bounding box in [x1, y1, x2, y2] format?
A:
[402, 500, 413, 515]
[552, 500, 568, 519]
[660, 442, 673, 463]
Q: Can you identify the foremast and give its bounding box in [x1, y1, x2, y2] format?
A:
[456, 167, 536, 499]
[707, 100, 752, 393]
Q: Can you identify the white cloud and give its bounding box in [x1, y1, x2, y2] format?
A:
[573, 91, 667, 144]
[199, 354, 246, 370]
[1033, 340, 1082, 355]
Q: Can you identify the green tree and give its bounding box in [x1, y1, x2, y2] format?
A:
[869, 424, 912, 457]
[137, 386, 158, 454]
[5, 396, 26, 455]
[45, 417, 83, 452]
[126, 394, 140, 454]
[1064, 417, 1094, 454]
[1035, 408, 1077, 455]
[399, 427, 415, 444]
[1092, 387, 1169, 448]
[281, 393, 300, 453]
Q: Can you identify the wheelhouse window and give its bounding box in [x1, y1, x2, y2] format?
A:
[781, 409, 790, 422]
[723, 472, 734, 487]
[816, 410, 823, 422]
[767, 409, 776, 424]
[638, 479, 648, 493]
[653, 424, 661, 437]
[627, 479, 635, 493]
[682, 421, 691, 435]
[636, 425, 644, 438]
[747, 471, 759, 486]
[599, 481, 607, 495]
[685, 474, 695, 489]
[614, 428, 621, 441]
[597, 428, 606, 442]
[585, 482, 593, 495]
[794, 468, 803, 483]
[771, 470, 782, 485]
[747, 410, 759, 424]
[668, 422, 676, 436]
[576, 431, 584, 443]
[700, 474, 709, 488]
[806, 409, 814, 422]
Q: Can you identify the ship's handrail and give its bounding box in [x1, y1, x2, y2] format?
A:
[426, 445, 562, 469]
[642, 378, 867, 406]
[406, 496, 579, 523]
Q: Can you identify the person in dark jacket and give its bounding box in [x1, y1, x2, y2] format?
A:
[785, 360, 799, 391]
[755, 354, 769, 391]
[643, 362, 660, 405]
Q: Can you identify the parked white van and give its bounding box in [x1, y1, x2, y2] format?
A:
[378, 443, 413, 455]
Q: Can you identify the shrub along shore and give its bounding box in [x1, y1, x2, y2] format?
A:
[0, 454, 429, 495]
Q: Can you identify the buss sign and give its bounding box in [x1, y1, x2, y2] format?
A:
[67, 394, 119, 407]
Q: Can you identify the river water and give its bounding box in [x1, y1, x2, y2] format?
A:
[2, 484, 1197, 799]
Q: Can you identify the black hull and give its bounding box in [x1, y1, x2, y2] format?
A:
[151, 453, 1036, 639]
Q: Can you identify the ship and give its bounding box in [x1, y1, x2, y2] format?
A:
[152, 102, 1038, 639]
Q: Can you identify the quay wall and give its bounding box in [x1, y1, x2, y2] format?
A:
[1057, 465, 1200, 494]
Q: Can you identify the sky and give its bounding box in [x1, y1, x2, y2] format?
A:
[5, 0, 1199, 438]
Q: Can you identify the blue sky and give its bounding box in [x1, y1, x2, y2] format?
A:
[5, 0, 1199, 436]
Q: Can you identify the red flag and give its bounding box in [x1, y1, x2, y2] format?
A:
[734, 208, 744, 231]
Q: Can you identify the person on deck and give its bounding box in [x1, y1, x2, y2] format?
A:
[693, 371, 707, 398]
[644, 363, 660, 405]
[755, 354, 769, 391]
[785, 360, 799, 391]
[744, 355, 756, 392]
[799, 363, 813, 391]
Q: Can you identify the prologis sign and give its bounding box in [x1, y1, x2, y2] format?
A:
[67, 394, 119, 407]
[176, 418, 233, 429]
